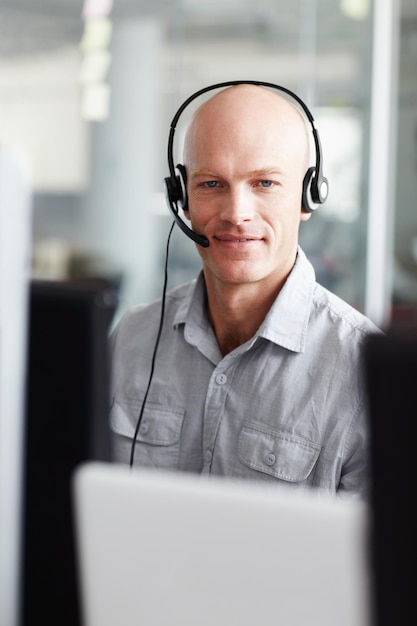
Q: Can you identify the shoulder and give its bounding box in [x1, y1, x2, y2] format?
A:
[112, 279, 196, 340]
[311, 282, 381, 341]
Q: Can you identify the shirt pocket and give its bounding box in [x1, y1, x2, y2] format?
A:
[109, 398, 185, 470]
[238, 421, 321, 482]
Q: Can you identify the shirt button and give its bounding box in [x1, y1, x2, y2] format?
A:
[139, 421, 149, 435]
[265, 452, 276, 466]
[215, 373, 227, 385]
[205, 449, 213, 463]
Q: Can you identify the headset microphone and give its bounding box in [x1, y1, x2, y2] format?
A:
[164, 80, 329, 248]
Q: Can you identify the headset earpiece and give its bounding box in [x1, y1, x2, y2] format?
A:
[175, 164, 188, 211]
[164, 163, 209, 247]
[302, 167, 318, 213]
[302, 166, 329, 213]
[164, 164, 188, 210]
[165, 175, 180, 206]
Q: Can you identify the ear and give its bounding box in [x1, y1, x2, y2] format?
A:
[300, 210, 312, 222]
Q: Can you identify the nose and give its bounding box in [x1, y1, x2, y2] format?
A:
[218, 184, 255, 225]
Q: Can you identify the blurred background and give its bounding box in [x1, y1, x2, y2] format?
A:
[0, 0, 416, 331]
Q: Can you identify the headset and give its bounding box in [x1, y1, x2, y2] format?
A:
[164, 79, 329, 248]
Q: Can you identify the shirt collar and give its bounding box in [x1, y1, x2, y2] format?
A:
[173, 273, 207, 330]
[258, 246, 315, 353]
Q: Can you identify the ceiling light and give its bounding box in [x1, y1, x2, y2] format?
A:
[340, 0, 370, 20]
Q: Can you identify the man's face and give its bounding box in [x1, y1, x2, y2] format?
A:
[183, 86, 311, 291]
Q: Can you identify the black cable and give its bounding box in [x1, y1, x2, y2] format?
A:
[129, 220, 175, 468]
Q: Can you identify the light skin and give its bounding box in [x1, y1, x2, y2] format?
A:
[182, 84, 311, 355]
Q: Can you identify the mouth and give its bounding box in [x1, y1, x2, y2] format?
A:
[215, 235, 261, 243]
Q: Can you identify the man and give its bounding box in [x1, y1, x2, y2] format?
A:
[109, 83, 380, 497]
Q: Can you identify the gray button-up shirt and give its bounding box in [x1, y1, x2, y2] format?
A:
[110, 246, 380, 497]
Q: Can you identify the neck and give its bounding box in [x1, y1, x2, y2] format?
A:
[206, 279, 281, 356]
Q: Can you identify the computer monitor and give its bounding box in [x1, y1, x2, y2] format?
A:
[20, 278, 117, 626]
[363, 332, 417, 626]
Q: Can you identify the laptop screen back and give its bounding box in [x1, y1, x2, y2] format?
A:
[73, 462, 371, 626]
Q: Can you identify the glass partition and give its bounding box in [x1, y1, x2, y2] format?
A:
[0, 0, 415, 329]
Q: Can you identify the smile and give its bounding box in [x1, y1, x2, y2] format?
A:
[216, 235, 260, 242]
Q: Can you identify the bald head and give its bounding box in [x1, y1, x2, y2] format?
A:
[183, 84, 310, 177]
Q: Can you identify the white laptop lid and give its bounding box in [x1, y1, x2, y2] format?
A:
[72, 462, 371, 626]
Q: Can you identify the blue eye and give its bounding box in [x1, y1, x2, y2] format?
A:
[204, 181, 219, 188]
[260, 180, 273, 188]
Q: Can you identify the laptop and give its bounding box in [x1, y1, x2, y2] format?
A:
[72, 462, 371, 626]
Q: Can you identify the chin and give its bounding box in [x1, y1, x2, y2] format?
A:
[216, 266, 266, 286]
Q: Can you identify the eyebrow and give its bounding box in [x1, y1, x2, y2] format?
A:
[191, 169, 219, 177]
[191, 167, 282, 177]
[250, 168, 282, 177]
